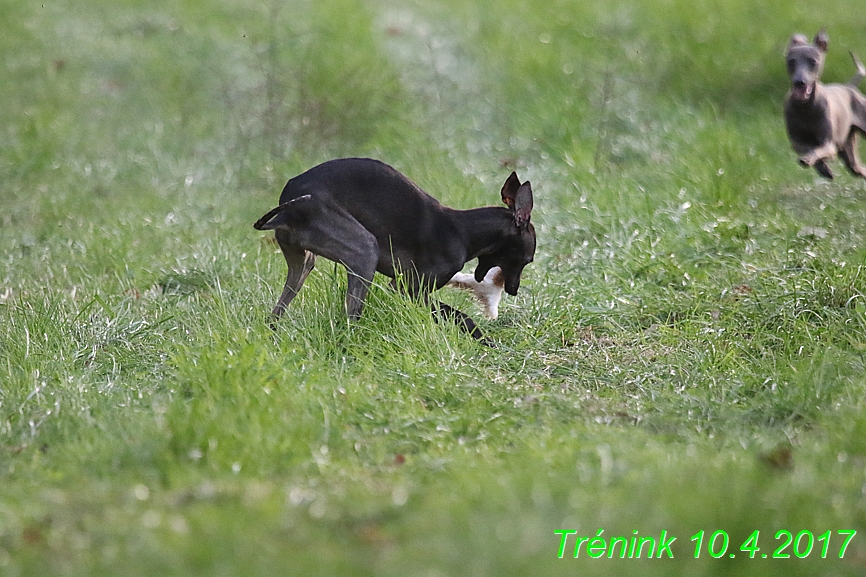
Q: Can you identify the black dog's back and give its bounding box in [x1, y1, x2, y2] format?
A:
[279, 158, 444, 220]
[278, 158, 464, 271]
[280, 158, 470, 284]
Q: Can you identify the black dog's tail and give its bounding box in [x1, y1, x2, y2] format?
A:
[253, 205, 286, 230]
[253, 195, 315, 230]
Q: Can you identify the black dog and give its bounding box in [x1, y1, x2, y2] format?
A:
[254, 158, 535, 340]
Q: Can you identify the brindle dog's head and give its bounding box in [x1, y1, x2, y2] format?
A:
[786, 31, 828, 103]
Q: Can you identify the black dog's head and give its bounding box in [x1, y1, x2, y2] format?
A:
[474, 172, 536, 296]
[786, 31, 828, 103]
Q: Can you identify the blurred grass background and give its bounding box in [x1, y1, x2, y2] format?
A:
[2, 0, 866, 575]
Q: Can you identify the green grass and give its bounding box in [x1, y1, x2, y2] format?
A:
[3, 0, 866, 575]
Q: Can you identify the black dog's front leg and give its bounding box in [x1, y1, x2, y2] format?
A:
[431, 301, 493, 345]
[406, 283, 489, 344]
[401, 278, 492, 344]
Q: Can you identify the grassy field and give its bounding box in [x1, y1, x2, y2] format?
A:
[3, 0, 866, 575]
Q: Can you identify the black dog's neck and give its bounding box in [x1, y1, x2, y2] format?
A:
[452, 206, 516, 259]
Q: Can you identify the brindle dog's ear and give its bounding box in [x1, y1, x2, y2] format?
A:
[786, 33, 809, 52]
[814, 30, 829, 53]
[513, 182, 533, 229]
[500, 171, 521, 209]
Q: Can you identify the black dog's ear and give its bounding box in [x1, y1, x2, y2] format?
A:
[253, 195, 315, 230]
[814, 30, 829, 53]
[513, 181, 533, 229]
[500, 171, 521, 209]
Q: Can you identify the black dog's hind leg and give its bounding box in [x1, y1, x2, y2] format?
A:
[256, 195, 380, 321]
[272, 233, 317, 320]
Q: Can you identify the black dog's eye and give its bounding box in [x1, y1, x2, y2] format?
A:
[808, 58, 817, 69]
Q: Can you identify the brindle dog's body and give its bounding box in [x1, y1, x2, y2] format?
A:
[784, 31, 866, 179]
